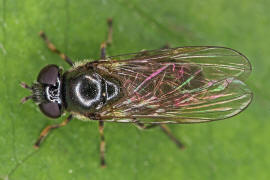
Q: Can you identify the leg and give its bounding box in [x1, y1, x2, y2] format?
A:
[39, 31, 74, 66]
[100, 18, 113, 59]
[134, 122, 159, 130]
[134, 122, 185, 149]
[34, 115, 73, 148]
[161, 43, 171, 49]
[98, 121, 106, 168]
[159, 124, 185, 149]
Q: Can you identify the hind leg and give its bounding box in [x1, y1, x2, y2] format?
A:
[134, 122, 185, 149]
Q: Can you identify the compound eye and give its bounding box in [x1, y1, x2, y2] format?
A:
[37, 65, 59, 85]
[39, 102, 61, 118]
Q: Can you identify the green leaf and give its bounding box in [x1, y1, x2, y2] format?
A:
[1, 0, 269, 179]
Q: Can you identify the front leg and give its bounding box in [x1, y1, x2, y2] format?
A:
[39, 31, 74, 66]
[34, 115, 73, 148]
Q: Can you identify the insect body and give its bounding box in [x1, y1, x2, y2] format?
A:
[21, 19, 252, 168]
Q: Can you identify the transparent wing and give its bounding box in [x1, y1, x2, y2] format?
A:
[95, 46, 252, 123]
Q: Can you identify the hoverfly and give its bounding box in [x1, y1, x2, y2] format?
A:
[21, 19, 252, 168]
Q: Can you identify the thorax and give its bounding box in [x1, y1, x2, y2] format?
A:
[62, 64, 122, 116]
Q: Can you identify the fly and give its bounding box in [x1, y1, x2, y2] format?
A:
[20, 19, 253, 168]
